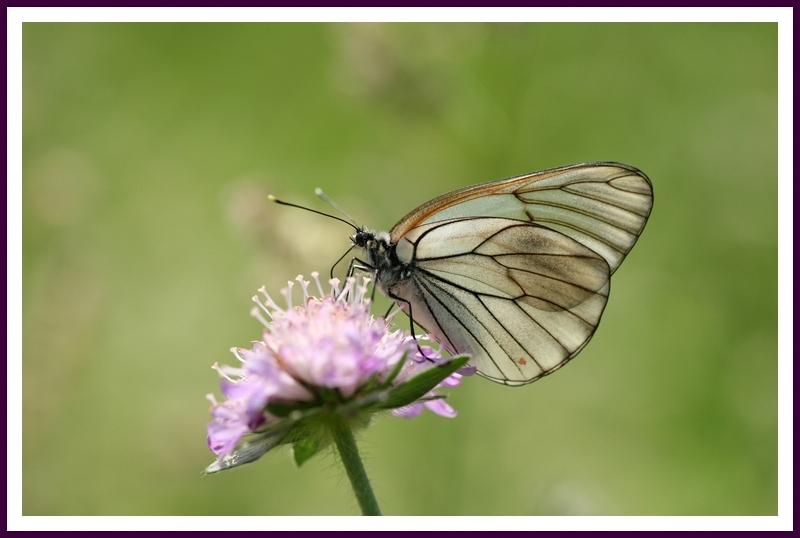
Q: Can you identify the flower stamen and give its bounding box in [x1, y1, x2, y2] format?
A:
[310, 271, 325, 298]
[251, 306, 271, 327]
[230, 347, 246, 363]
[256, 286, 284, 315]
[212, 362, 237, 383]
[295, 274, 312, 303]
[328, 277, 341, 298]
[281, 281, 294, 309]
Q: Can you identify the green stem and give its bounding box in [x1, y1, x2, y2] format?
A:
[330, 416, 382, 516]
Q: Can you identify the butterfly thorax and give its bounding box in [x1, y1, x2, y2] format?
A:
[351, 228, 410, 295]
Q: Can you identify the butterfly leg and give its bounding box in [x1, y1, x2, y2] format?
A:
[344, 256, 372, 278]
[386, 289, 432, 362]
[329, 246, 355, 280]
[335, 256, 374, 301]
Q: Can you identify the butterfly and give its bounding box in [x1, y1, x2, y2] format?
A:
[347, 162, 653, 386]
[272, 161, 653, 385]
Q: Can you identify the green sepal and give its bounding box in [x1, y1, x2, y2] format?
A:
[355, 373, 381, 395]
[319, 387, 343, 404]
[377, 353, 408, 390]
[291, 438, 320, 467]
[374, 356, 469, 411]
[265, 400, 320, 418]
[205, 430, 288, 474]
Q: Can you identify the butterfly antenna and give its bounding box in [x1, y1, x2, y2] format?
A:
[268, 194, 358, 231]
[315, 188, 359, 228]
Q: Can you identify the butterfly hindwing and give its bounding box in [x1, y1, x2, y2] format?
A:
[390, 217, 611, 385]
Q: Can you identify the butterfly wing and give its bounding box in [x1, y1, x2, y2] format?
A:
[391, 162, 653, 274]
[389, 217, 610, 385]
[388, 162, 653, 385]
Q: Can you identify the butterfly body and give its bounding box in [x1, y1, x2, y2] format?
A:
[351, 229, 406, 294]
[350, 162, 653, 386]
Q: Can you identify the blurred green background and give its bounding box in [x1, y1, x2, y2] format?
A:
[22, 23, 777, 516]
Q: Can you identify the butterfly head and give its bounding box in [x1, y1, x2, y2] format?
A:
[350, 228, 391, 252]
[350, 228, 403, 289]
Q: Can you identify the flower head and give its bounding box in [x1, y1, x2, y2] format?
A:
[206, 273, 473, 472]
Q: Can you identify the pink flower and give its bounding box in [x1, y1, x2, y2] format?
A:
[206, 273, 473, 471]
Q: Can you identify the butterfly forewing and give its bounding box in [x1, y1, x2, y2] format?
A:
[384, 162, 652, 385]
[391, 162, 653, 273]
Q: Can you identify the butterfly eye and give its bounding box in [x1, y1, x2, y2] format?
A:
[351, 231, 367, 248]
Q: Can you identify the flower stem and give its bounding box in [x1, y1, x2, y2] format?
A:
[330, 416, 382, 516]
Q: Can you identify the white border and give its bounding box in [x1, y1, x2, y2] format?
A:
[775, 4, 794, 529]
[7, 3, 25, 533]
[6, 6, 790, 24]
[6, 515, 794, 532]
[8, 6, 792, 532]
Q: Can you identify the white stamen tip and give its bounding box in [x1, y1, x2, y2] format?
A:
[329, 277, 341, 297]
[296, 275, 311, 302]
[252, 295, 274, 319]
[281, 282, 295, 308]
[310, 271, 325, 297]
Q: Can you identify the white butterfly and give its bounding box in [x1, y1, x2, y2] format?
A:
[350, 162, 653, 386]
